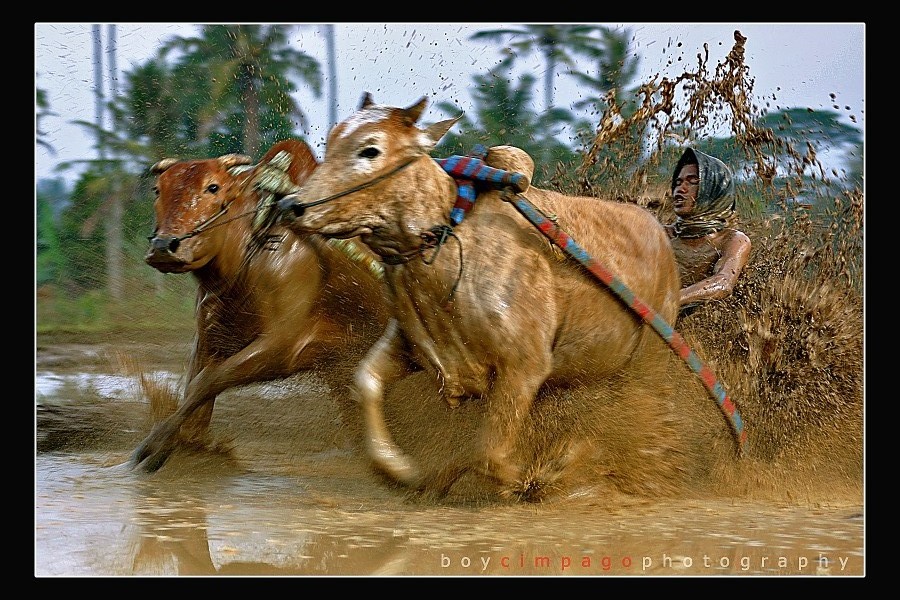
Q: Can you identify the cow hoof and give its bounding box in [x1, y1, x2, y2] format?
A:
[368, 437, 420, 487]
[131, 429, 177, 473]
[130, 441, 172, 473]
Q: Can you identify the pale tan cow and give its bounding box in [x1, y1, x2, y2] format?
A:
[278, 95, 681, 498]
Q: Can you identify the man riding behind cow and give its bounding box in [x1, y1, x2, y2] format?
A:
[664, 148, 751, 313]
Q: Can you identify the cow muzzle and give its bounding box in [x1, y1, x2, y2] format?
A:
[145, 234, 189, 272]
[148, 234, 181, 254]
[277, 194, 306, 220]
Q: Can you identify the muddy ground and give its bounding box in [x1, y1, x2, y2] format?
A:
[35, 330, 864, 577]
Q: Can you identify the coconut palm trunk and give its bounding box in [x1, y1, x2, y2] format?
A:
[105, 24, 123, 301]
[325, 24, 338, 130]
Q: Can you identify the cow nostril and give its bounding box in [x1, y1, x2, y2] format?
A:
[150, 236, 180, 253]
[277, 196, 305, 219]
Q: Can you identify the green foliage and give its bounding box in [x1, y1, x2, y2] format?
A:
[36, 280, 197, 334]
[206, 99, 298, 158]
[38, 168, 196, 334]
[57, 169, 107, 291]
[433, 59, 578, 185]
[36, 189, 63, 286]
[569, 26, 641, 118]
[111, 59, 204, 161]
[36, 86, 56, 155]
[755, 108, 863, 191]
[471, 25, 606, 112]
[48, 166, 157, 294]
[158, 25, 322, 158]
[757, 108, 862, 148]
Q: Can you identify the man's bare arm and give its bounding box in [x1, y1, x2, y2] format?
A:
[679, 230, 751, 306]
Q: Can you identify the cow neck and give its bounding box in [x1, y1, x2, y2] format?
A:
[380, 160, 459, 266]
[385, 146, 528, 269]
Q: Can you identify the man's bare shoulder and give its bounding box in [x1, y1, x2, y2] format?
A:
[715, 227, 751, 248]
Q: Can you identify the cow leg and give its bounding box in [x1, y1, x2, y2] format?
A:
[356, 318, 421, 487]
[131, 331, 310, 473]
[476, 362, 551, 490]
[175, 292, 216, 442]
[131, 367, 233, 472]
[179, 330, 214, 443]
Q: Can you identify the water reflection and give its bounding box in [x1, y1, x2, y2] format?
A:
[130, 473, 317, 575]
[35, 452, 864, 576]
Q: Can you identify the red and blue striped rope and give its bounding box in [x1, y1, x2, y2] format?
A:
[435, 145, 529, 226]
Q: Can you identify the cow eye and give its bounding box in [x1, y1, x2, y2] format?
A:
[359, 147, 380, 159]
[206, 184, 220, 194]
[152, 186, 160, 197]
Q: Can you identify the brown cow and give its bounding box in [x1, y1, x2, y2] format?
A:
[133, 139, 389, 472]
[277, 94, 681, 499]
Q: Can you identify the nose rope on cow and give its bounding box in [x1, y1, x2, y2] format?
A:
[283, 153, 468, 304]
[149, 164, 305, 246]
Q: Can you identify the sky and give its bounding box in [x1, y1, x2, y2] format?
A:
[35, 23, 865, 185]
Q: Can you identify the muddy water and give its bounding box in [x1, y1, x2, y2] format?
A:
[35, 338, 864, 577]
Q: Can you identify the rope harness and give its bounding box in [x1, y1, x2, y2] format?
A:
[148, 153, 387, 281]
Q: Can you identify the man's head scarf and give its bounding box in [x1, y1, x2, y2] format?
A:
[670, 148, 736, 239]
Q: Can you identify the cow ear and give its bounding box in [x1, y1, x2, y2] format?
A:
[151, 158, 179, 174]
[359, 91, 375, 110]
[218, 154, 254, 170]
[423, 113, 462, 147]
[401, 96, 429, 126]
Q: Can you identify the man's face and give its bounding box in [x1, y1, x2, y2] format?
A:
[672, 163, 700, 217]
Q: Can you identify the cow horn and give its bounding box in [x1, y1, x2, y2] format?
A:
[359, 91, 375, 110]
[218, 154, 254, 170]
[402, 96, 429, 126]
[423, 114, 462, 148]
[151, 158, 179, 174]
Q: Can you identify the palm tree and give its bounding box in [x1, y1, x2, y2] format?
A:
[325, 24, 338, 130]
[108, 59, 201, 162]
[470, 24, 605, 113]
[569, 26, 641, 119]
[105, 24, 124, 301]
[92, 25, 105, 161]
[36, 86, 56, 155]
[36, 180, 67, 287]
[69, 57, 205, 181]
[159, 25, 322, 158]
